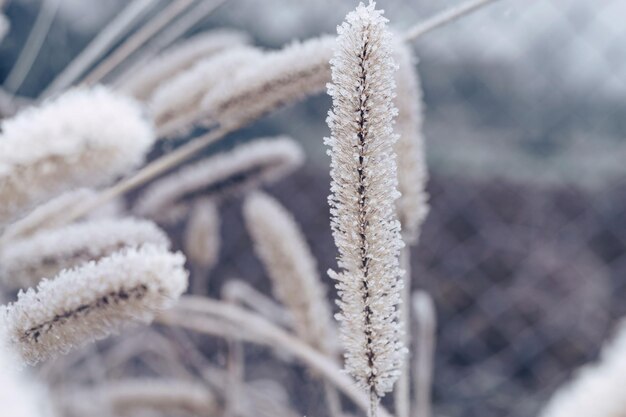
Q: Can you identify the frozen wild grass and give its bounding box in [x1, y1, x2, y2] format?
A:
[120, 29, 250, 100]
[538, 321, 626, 417]
[152, 45, 262, 136]
[0, 1, 506, 416]
[325, 2, 405, 413]
[0, 87, 154, 226]
[244, 191, 335, 354]
[0, 218, 169, 289]
[392, 40, 430, 417]
[134, 136, 304, 223]
[393, 41, 429, 244]
[200, 35, 334, 130]
[0, 244, 187, 365]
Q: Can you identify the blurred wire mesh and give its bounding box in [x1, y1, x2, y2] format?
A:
[2, 0, 626, 416]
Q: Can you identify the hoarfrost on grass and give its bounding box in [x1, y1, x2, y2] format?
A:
[0, 217, 170, 289]
[0, 86, 155, 226]
[134, 136, 304, 223]
[325, 1, 405, 401]
[0, 244, 188, 365]
[120, 29, 250, 100]
[244, 191, 336, 354]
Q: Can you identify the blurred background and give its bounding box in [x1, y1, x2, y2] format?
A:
[2, 1, 626, 417]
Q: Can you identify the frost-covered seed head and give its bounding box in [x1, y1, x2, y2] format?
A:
[0, 244, 188, 365]
[0, 218, 170, 289]
[325, 1, 405, 400]
[0, 87, 155, 226]
[201, 35, 334, 130]
[244, 192, 336, 354]
[134, 137, 304, 223]
[120, 29, 250, 101]
[394, 41, 429, 244]
[153, 46, 263, 137]
[184, 200, 220, 269]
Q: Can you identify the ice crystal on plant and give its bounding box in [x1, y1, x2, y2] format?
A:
[325, 1, 405, 403]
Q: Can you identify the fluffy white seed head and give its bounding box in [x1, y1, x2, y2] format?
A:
[243, 192, 336, 354]
[0, 218, 170, 289]
[0, 86, 155, 226]
[152, 46, 262, 137]
[120, 29, 250, 101]
[394, 41, 429, 244]
[0, 244, 188, 365]
[201, 35, 334, 130]
[538, 321, 626, 417]
[184, 200, 220, 269]
[325, 2, 405, 398]
[134, 137, 304, 223]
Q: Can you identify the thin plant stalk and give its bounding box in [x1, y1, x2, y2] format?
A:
[160, 296, 393, 417]
[60, 125, 231, 225]
[103, 330, 195, 381]
[110, 0, 229, 86]
[4, 0, 61, 93]
[222, 280, 294, 329]
[151, 0, 228, 49]
[324, 381, 344, 417]
[223, 292, 245, 417]
[41, 0, 155, 97]
[403, 0, 499, 41]
[395, 247, 413, 417]
[82, 0, 195, 85]
[412, 291, 436, 417]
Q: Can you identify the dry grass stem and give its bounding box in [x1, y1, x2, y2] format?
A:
[82, 0, 196, 85]
[41, 0, 156, 97]
[412, 291, 436, 417]
[57, 379, 219, 417]
[403, 0, 500, 41]
[222, 279, 294, 328]
[161, 296, 393, 417]
[4, 0, 60, 94]
[0, 189, 96, 244]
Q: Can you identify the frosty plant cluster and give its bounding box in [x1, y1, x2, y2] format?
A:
[5, 2, 600, 417]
